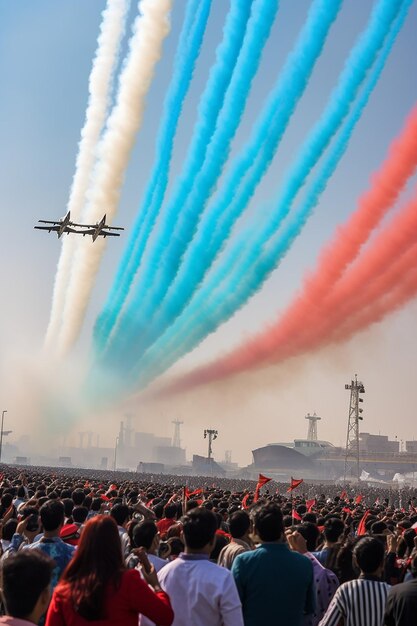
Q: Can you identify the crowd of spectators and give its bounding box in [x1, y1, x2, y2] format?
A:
[0, 465, 416, 625]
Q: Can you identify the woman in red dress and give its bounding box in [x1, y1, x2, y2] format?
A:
[45, 515, 174, 626]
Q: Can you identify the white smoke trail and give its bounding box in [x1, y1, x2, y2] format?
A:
[44, 0, 130, 353]
[57, 0, 172, 355]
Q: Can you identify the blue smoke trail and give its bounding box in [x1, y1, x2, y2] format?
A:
[143, 0, 342, 352]
[93, 0, 212, 352]
[104, 0, 279, 366]
[128, 0, 409, 390]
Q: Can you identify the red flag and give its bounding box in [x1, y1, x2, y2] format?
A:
[292, 509, 302, 521]
[306, 498, 316, 512]
[254, 474, 272, 502]
[241, 493, 250, 509]
[100, 495, 110, 502]
[355, 494, 364, 505]
[340, 490, 347, 500]
[185, 487, 203, 500]
[287, 477, 303, 493]
[357, 510, 371, 536]
[342, 507, 351, 514]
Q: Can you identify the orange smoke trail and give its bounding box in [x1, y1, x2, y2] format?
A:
[160, 106, 417, 395]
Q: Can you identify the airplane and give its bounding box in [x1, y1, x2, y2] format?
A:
[34, 211, 80, 238]
[71, 214, 125, 242]
[34, 212, 124, 241]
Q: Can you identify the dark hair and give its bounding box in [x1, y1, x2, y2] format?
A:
[72, 506, 88, 524]
[59, 516, 124, 620]
[296, 522, 320, 552]
[2, 519, 18, 541]
[229, 511, 250, 539]
[2, 551, 53, 618]
[17, 486, 26, 498]
[371, 521, 387, 535]
[62, 498, 74, 519]
[110, 504, 130, 527]
[182, 508, 217, 549]
[167, 536, 184, 557]
[91, 497, 102, 512]
[353, 537, 385, 574]
[323, 517, 345, 543]
[40, 500, 64, 531]
[71, 490, 85, 506]
[133, 521, 158, 550]
[253, 503, 283, 542]
[163, 504, 177, 519]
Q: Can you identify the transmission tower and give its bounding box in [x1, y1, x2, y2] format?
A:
[172, 420, 183, 448]
[204, 428, 218, 459]
[344, 375, 365, 483]
[305, 412, 321, 441]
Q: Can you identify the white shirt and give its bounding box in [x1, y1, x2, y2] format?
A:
[158, 553, 243, 626]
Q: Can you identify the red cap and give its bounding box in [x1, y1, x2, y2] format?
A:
[60, 523, 80, 546]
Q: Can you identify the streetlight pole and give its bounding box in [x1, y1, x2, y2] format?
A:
[0, 410, 7, 464]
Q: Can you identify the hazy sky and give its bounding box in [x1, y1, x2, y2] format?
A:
[0, 0, 416, 466]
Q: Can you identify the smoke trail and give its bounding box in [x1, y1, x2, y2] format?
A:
[129, 0, 342, 362]
[93, 0, 212, 352]
[44, 0, 130, 354]
[104, 0, 279, 365]
[124, 0, 409, 388]
[160, 165, 417, 395]
[56, 0, 172, 355]
[95, 0, 254, 353]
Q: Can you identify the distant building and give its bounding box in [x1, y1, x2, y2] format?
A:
[406, 441, 417, 454]
[359, 433, 399, 454]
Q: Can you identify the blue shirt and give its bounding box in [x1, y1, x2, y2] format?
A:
[232, 543, 315, 626]
[24, 537, 75, 589]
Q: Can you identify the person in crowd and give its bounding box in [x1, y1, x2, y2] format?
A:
[319, 537, 391, 626]
[288, 527, 339, 626]
[218, 510, 253, 569]
[7, 501, 75, 591]
[383, 553, 417, 626]
[110, 503, 131, 558]
[232, 503, 315, 626]
[45, 516, 173, 626]
[128, 520, 166, 572]
[312, 517, 345, 571]
[158, 507, 243, 626]
[157, 504, 178, 539]
[0, 551, 54, 626]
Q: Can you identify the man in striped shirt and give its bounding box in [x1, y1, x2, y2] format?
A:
[319, 537, 390, 626]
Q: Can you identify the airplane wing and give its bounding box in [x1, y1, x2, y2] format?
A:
[34, 225, 59, 232]
[104, 226, 124, 231]
[37, 220, 61, 225]
[99, 231, 120, 237]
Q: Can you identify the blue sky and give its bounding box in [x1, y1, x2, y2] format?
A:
[0, 0, 416, 463]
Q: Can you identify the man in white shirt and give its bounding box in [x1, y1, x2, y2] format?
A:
[158, 507, 244, 626]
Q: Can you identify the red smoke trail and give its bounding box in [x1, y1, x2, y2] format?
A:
[331, 240, 417, 344]
[160, 106, 417, 395]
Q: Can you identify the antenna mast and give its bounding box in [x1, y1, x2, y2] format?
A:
[305, 412, 321, 441]
[344, 375, 365, 483]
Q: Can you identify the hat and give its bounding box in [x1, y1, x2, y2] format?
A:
[60, 523, 80, 546]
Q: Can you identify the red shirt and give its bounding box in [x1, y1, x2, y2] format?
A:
[157, 518, 176, 538]
[45, 569, 173, 626]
